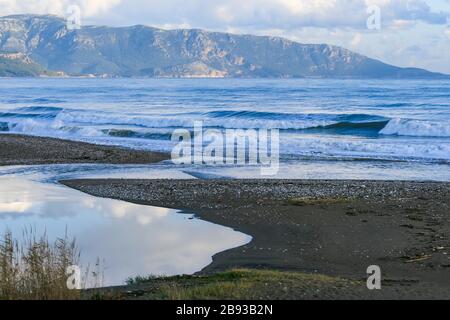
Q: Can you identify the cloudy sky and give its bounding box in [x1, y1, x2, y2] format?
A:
[1, 0, 449, 73]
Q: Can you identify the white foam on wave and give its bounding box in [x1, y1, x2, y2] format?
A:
[8, 118, 107, 138]
[55, 111, 335, 130]
[380, 118, 450, 137]
[281, 135, 450, 161]
[4, 112, 450, 163]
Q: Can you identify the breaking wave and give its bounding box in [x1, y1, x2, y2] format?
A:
[380, 118, 450, 137]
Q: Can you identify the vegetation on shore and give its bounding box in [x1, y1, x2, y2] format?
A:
[90, 269, 362, 300]
[0, 230, 82, 300]
[1, 228, 360, 301]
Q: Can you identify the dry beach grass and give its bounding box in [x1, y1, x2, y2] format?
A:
[0, 230, 81, 300]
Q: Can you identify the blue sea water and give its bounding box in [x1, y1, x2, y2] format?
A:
[0, 78, 449, 180]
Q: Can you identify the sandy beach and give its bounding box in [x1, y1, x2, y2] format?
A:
[0, 134, 169, 166]
[1, 134, 450, 299]
[63, 179, 450, 299]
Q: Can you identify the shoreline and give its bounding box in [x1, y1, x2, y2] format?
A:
[1, 134, 450, 299]
[62, 179, 450, 299]
[0, 134, 170, 166]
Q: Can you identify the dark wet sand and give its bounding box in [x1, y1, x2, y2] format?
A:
[0, 134, 169, 166]
[63, 179, 450, 299]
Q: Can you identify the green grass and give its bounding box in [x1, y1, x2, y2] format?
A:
[161, 281, 251, 300]
[111, 269, 360, 300]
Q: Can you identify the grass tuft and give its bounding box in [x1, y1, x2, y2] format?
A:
[0, 229, 96, 300]
[162, 281, 252, 300]
[114, 269, 360, 300]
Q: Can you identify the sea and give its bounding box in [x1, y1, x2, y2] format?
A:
[0, 78, 448, 181]
[0, 77, 449, 285]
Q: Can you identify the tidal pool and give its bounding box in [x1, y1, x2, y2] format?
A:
[0, 165, 251, 287]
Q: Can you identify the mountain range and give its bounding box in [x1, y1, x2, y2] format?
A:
[0, 14, 447, 78]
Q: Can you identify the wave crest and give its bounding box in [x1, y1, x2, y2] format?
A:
[380, 119, 450, 137]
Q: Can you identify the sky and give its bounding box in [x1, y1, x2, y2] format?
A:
[0, 0, 449, 73]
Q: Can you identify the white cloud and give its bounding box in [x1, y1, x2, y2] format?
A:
[0, 0, 120, 18]
[350, 33, 363, 48]
[0, 0, 449, 73]
[0, 0, 447, 28]
[102, 0, 448, 29]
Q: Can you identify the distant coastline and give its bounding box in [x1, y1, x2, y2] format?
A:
[1, 14, 448, 79]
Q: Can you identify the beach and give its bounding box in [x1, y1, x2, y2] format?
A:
[0, 134, 169, 166]
[63, 178, 450, 299]
[1, 134, 449, 299]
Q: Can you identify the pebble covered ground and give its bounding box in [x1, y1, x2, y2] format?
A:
[63, 179, 450, 299]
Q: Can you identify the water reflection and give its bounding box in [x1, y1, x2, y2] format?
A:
[0, 175, 251, 286]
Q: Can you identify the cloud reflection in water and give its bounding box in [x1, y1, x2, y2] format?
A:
[0, 176, 251, 286]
